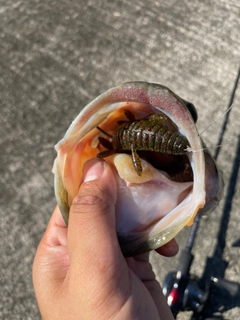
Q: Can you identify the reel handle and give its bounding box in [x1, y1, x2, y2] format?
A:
[211, 277, 240, 296]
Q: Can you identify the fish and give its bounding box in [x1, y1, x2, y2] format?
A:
[53, 81, 224, 257]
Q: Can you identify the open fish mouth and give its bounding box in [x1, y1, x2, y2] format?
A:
[53, 82, 224, 256]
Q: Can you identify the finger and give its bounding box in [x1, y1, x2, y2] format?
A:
[126, 253, 175, 320]
[32, 206, 70, 307]
[155, 238, 179, 257]
[42, 206, 68, 247]
[126, 253, 156, 281]
[67, 159, 122, 280]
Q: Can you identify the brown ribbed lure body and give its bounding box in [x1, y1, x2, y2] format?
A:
[97, 110, 189, 175]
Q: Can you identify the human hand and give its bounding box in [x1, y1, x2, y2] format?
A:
[33, 158, 177, 320]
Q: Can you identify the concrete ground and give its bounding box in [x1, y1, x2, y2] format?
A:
[0, 0, 239, 319]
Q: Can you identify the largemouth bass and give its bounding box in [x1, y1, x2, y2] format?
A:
[53, 82, 223, 256]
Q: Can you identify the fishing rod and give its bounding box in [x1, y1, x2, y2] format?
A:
[162, 66, 240, 319]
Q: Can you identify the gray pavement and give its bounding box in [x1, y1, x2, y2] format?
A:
[1, 0, 240, 319]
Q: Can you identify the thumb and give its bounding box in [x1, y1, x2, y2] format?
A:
[67, 158, 121, 276]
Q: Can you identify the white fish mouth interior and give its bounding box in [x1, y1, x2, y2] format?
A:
[86, 103, 194, 241]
